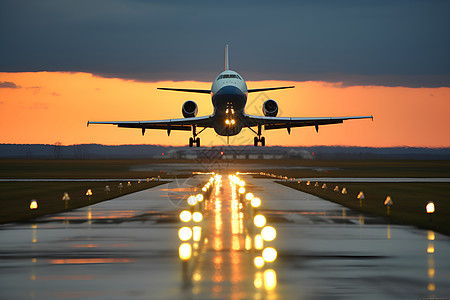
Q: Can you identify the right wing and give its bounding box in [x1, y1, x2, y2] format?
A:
[88, 115, 214, 135]
[243, 115, 373, 132]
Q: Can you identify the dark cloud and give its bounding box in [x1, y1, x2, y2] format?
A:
[0, 81, 21, 88]
[1, 0, 449, 87]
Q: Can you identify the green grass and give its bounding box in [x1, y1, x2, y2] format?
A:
[278, 181, 450, 235]
[0, 180, 167, 224]
[0, 159, 186, 179]
[251, 159, 450, 178]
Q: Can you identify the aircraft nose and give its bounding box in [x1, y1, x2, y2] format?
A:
[216, 85, 244, 97]
[214, 86, 246, 110]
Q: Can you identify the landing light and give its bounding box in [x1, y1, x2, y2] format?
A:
[225, 119, 230, 125]
[426, 202, 435, 214]
[231, 119, 235, 125]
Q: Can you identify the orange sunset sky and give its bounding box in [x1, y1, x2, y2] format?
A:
[1, 71, 449, 147]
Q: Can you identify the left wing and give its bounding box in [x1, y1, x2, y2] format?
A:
[243, 115, 373, 132]
[88, 115, 214, 135]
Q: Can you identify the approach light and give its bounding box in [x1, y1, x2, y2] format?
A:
[254, 215, 267, 228]
[261, 226, 277, 241]
[239, 180, 245, 187]
[85, 189, 93, 196]
[230, 119, 235, 125]
[239, 187, 246, 194]
[245, 193, 254, 201]
[179, 243, 192, 260]
[426, 202, 435, 214]
[187, 195, 198, 206]
[251, 197, 261, 208]
[30, 200, 38, 210]
[202, 187, 207, 192]
[192, 212, 203, 222]
[225, 119, 230, 125]
[254, 256, 265, 269]
[179, 210, 192, 222]
[262, 247, 277, 263]
[178, 227, 192, 241]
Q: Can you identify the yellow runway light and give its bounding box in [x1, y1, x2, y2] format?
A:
[261, 226, 276, 241]
[192, 212, 203, 222]
[179, 210, 192, 222]
[251, 197, 261, 208]
[262, 247, 277, 262]
[178, 227, 192, 241]
[179, 243, 192, 260]
[254, 215, 266, 228]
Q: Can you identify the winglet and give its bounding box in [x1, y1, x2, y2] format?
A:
[225, 44, 229, 70]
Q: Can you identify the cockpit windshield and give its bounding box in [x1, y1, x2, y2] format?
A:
[218, 74, 241, 80]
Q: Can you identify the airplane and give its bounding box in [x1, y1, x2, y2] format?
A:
[88, 45, 372, 147]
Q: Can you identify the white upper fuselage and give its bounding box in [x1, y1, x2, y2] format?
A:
[210, 70, 248, 136]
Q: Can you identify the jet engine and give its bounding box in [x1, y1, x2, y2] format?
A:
[182, 100, 198, 118]
[262, 99, 278, 117]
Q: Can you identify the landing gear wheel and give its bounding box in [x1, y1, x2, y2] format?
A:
[196, 137, 200, 147]
[254, 137, 258, 147]
[189, 137, 194, 147]
[260, 136, 265, 147]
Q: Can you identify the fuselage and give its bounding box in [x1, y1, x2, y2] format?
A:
[210, 70, 248, 136]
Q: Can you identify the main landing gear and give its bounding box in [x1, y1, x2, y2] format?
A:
[189, 137, 200, 147]
[253, 124, 265, 146]
[189, 125, 204, 147]
[254, 136, 265, 147]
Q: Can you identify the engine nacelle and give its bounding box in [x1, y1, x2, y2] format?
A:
[182, 100, 198, 118]
[262, 99, 278, 117]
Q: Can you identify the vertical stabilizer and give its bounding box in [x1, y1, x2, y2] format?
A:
[225, 44, 229, 70]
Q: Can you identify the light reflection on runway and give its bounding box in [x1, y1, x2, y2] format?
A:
[176, 174, 279, 299]
[1, 174, 450, 299]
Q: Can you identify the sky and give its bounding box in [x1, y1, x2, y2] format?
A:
[0, 0, 449, 147]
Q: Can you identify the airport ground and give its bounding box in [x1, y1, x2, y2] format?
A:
[0, 159, 449, 234]
[1, 173, 449, 299]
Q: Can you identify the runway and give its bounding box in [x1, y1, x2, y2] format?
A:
[0, 174, 449, 299]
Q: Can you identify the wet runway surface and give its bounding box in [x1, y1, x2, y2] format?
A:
[1, 175, 449, 299]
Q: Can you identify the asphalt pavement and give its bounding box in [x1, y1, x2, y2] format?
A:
[0, 175, 449, 299]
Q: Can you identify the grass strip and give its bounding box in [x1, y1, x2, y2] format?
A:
[277, 181, 450, 236]
[0, 180, 167, 224]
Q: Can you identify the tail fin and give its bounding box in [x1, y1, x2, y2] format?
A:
[225, 44, 229, 70]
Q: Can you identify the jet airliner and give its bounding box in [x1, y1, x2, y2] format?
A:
[88, 45, 372, 147]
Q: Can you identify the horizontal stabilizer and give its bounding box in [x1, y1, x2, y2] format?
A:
[157, 88, 211, 94]
[248, 86, 295, 93]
